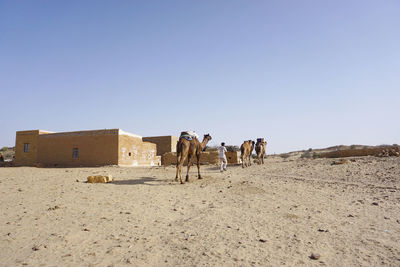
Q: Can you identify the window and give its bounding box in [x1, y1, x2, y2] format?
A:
[23, 143, 29, 153]
[72, 148, 79, 158]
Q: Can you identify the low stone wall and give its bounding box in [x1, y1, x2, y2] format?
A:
[162, 151, 241, 166]
[319, 146, 400, 158]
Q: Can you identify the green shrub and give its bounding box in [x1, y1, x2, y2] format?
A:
[312, 152, 320, 159]
[301, 151, 313, 159]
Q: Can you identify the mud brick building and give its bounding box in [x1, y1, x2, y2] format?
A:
[142, 135, 179, 156]
[14, 129, 161, 167]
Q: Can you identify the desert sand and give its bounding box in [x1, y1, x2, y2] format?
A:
[1, 156, 399, 266]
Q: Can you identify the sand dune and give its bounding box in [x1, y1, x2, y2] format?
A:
[1, 156, 399, 266]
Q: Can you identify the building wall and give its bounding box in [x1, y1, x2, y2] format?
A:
[142, 136, 178, 156]
[118, 134, 158, 166]
[15, 130, 52, 166]
[37, 130, 119, 167]
[15, 129, 161, 167]
[225, 151, 242, 164]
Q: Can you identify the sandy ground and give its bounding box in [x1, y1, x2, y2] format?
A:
[1, 156, 399, 266]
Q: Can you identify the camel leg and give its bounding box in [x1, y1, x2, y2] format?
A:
[176, 153, 183, 183]
[241, 154, 245, 168]
[196, 153, 202, 179]
[178, 161, 184, 184]
[178, 154, 188, 184]
[186, 154, 193, 182]
[179, 163, 184, 183]
[175, 153, 180, 181]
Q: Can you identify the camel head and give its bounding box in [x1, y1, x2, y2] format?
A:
[203, 134, 212, 141]
[201, 134, 212, 151]
[257, 141, 267, 147]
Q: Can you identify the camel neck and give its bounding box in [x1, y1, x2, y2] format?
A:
[200, 138, 209, 149]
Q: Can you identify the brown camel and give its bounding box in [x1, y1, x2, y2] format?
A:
[240, 141, 250, 168]
[249, 140, 255, 164]
[240, 140, 255, 168]
[255, 140, 267, 164]
[175, 133, 212, 184]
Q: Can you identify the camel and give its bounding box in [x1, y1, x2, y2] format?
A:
[249, 140, 255, 161]
[240, 140, 255, 168]
[175, 133, 212, 184]
[255, 140, 267, 164]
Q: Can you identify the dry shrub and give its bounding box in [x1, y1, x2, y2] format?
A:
[206, 145, 239, 152]
[226, 145, 240, 152]
[331, 159, 349, 165]
[280, 153, 291, 159]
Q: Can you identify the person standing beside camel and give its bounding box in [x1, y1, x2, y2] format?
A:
[219, 142, 227, 172]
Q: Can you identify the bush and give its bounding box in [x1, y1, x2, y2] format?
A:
[300, 151, 312, 159]
[1, 147, 8, 152]
[204, 146, 218, 151]
[226, 145, 240, 152]
[312, 152, 320, 159]
[280, 153, 291, 159]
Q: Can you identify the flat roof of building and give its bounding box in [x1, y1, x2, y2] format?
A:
[16, 129, 142, 139]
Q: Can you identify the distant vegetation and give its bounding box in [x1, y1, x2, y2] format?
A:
[205, 145, 240, 152]
[0, 147, 15, 161]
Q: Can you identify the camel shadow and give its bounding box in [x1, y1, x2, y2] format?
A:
[110, 177, 167, 186]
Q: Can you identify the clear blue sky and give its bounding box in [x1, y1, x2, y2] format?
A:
[1, 1, 399, 153]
